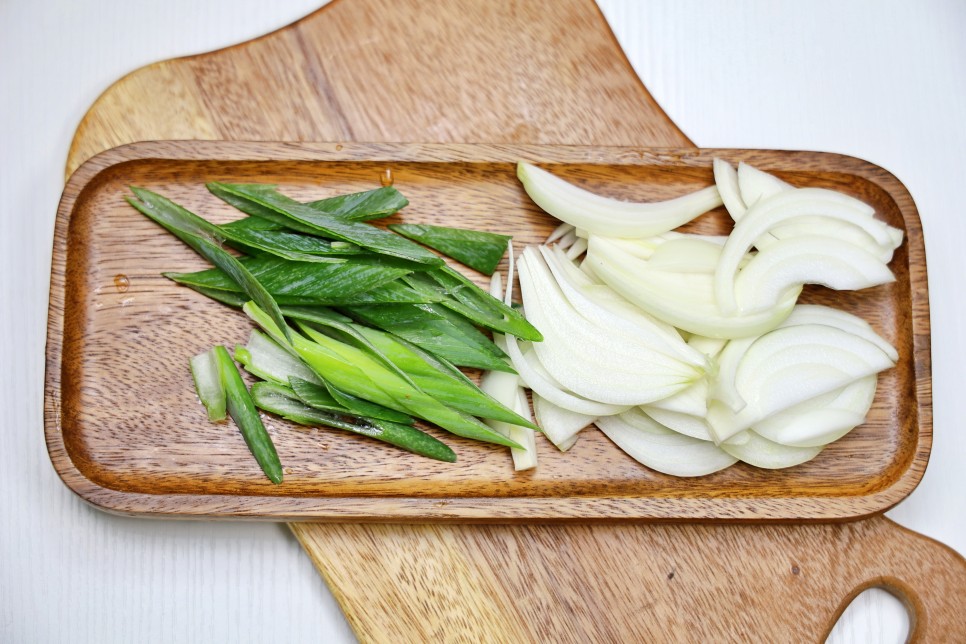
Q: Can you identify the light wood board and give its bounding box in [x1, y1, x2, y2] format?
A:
[61, 0, 965, 640]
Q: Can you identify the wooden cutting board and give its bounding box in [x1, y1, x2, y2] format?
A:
[63, 0, 965, 640]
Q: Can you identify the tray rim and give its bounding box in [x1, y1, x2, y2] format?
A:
[44, 140, 932, 522]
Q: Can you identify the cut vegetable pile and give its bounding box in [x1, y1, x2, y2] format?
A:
[129, 182, 539, 483]
[133, 157, 903, 482]
[500, 159, 902, 476]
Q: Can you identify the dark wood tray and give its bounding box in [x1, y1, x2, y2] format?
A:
[45, 140, 930, 521]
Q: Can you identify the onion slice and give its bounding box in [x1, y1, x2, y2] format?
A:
[715, 187, 892, 315]
[532, 392, 595, 451]
[586, 236, 799, 339]
[737, 161, 793, 208]
[517, 161, 722, 239]
[720, 431, 823, 469]
[597, 414, 736, 477]
[752, 376, 876, 447]
[518, 248, 703, 405]
[713, 158, 747, 221]
[734, 235, 895, 313]
[707, 323, 895, 442]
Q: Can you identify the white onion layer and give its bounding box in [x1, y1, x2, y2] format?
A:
[517, 161, 723, 239]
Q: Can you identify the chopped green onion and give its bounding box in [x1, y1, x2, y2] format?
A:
[234, 329, 322, 385]
[207, 183, 442, 266]
[250, 382, 456, 462]
[343, 303, 514, 372]
[289, 376, 414, 425]
[163, 255, 415, 304]
[388, 223, 510, 275]
[127, 187, 290, 341]
[212, 345, 283, 484]
[244, 302, 522, 449]
[189, 348, 226, 422]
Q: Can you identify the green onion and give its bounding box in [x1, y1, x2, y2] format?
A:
[189, 349, 226, 422]
[250, 382, 456, 462]
[288, 377, 414, 425]
[388, 223, 510, 275]
[163, 255, 415, 304]
[245, 302, 522, 449]
[233, 329, 322, 385]
[207, 183, 442, 266]
[348, 324, 539, 429]
[284, 307, 419, 388]
[127, 187, 290, 341]
[303, 186, 410, 222]
[405, 267, 543, 341]
[212, 345, 283, 484]
[343, 303, 514, 372]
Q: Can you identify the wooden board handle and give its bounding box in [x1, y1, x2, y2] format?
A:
[292, 516, 966, 642]
[830, 518, 966, 642]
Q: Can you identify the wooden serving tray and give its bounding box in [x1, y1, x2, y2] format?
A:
[46, 140, 929, 522]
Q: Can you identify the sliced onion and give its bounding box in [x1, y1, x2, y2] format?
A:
[640, 406, 714, 441]
[720, 431, 823, 469]
[782, 305, 898, 362]
[715, 188, 893, 314]
[517, 161, 722, 238]
[737, 161, 793, 208]
[545, 222, 574, 244]
[644, 378, 708, 417]
[734, 235, 895, 313]
[707, 323, 895, 442]
[752, 375, 876, 447]
[532, 392, 596, 450]
[518, 249, 702, 405]
[504, 334, 630, 416]
[587, 236, 798, 339]
[645, 236, 738, 273]
[770, 217, 903, 262]
[710, 336, 758, 412]
[710, 304, 896, 414]
[713, 158, 747, 221]
[597, 414, 736, 477]
[565, 236, 588, 260]
[687, 335, 728, 359]
[541, 246, 706, 368]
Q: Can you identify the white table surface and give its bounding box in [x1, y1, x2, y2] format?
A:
[2, 1, 963, 641]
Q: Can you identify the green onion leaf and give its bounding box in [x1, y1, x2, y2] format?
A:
[127, 187, 290, 341]
[207, 183, 442, 266]
[405, 267, 543, 341]
[288, 377, 414, 425]
[388, 223, 510, 275]
[250, 382, 456, 462]
[304, 186, 409, 222]
[219, 218, 366, 261]
[163, 255, 414, 303]
[343, 303, 514, 372]
[189, 349, 226, 422]
[315, 379, 416, 425]
[244, 302, 522, 449]
[350, 324, 539, 429]
[212, 345, 284, 484]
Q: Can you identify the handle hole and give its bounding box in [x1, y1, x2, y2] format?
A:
[826, 587, 911, 644]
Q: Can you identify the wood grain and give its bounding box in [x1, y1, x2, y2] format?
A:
[66, 0, 688, 177]
[58, 0, 964, 640]
[48, 141, 929, 522]
[292, 515, 966, 642]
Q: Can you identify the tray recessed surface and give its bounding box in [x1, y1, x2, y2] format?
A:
[45, 142, 930, 520]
